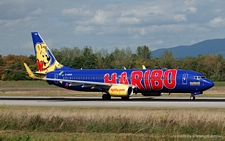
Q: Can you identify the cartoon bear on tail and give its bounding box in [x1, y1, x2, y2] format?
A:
[35, 43, 62, 73]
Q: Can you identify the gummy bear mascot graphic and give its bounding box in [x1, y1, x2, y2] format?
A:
[35, 42, 63, 73]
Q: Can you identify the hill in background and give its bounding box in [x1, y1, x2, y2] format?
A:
[151, 38, 225, 58]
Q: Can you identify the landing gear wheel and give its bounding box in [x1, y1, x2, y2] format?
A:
[190, 96, 195, 100]
[102, 93, 111, 100]
[121, 96, 129, 100]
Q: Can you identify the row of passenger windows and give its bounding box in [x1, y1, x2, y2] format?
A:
[61, 76, 176, 80]
[58, 75, 206, 80]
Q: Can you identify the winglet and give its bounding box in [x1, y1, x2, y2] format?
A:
[23, 63, 39, 79]
[142, 65, 146, 70]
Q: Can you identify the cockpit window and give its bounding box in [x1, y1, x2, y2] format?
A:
[194, 76, 206, 80]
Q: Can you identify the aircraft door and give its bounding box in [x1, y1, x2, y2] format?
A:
[182, 73, 188, 85]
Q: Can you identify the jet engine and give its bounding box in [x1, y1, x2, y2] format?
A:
[108, 85, 133, 97]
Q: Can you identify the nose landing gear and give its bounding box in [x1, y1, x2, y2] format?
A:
[190, 91, 202, 100]
[190, 96, 195, 100]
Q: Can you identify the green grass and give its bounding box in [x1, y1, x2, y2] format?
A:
[0, 80, 224, 140]
[0, 131, 222, 141]
[214, 81, 225, 87]
[0, 106, 224, 140]
[0, 80, 55, 88]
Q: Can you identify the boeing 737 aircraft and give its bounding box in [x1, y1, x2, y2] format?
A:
[24, 32, 214, 100]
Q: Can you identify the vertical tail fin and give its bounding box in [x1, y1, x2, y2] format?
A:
[31, 32, 63, 73]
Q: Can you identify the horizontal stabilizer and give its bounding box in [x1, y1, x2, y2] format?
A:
[24, 63, 40, 79]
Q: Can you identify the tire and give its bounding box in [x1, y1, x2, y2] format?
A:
[102, 93, 111, 100]
[121, 96, 129, 100]
[190, 96, 195, 100]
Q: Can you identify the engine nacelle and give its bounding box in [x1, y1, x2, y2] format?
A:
[108, 85, 133, 97]
[141, 92, 163, 96]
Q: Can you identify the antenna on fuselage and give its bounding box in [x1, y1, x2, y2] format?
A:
[142, 65, 146, 70]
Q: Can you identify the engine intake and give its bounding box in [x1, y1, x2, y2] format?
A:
[108, 85, 133, 97]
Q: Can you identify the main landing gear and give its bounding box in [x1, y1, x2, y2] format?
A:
[102, 93, 111, 100]
[190, 95, 195, 100]
[102, 93, 130, 100]
[121, 96, 130, 100]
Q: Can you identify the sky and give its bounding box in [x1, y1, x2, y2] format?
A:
[1, 0, 225, 56]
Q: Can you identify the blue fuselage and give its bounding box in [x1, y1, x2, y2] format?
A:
[46, 69, 214, 94]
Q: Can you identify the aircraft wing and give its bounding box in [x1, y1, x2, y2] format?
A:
[24, 63, 133, 90]
[42, 77, 130, 90]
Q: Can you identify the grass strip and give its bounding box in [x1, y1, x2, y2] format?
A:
[0, 106, 224, 136]
[0, 131, 223, 141]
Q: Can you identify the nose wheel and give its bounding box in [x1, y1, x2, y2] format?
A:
[190, 96, 195, 100]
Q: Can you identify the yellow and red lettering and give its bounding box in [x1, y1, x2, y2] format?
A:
[144, 70, 151, 91]
[104, 69, 177, 91]
[163, 69, 177, 89]
[150, 70, 163, 90]
[104, 73, 117, 84]
[131, 71, 145, 90]
[119, 72, 129, 84]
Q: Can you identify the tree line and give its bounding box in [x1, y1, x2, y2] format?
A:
[1, 45, 225, 81]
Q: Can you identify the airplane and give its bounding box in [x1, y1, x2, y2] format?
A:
[24, 32, 214, 100]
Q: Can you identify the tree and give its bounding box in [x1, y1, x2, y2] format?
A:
[134, 45, 154, 69]
[203, 54, 215, 79]
[1, 55, 34, 80]
[213, 54, 224, 81]
[0, 55, 5, 78]
[95, 49, 109, 68]
[180, 56, 197, 70]
[81, 46, 97, 69]
[136, 45, 151, 60]
[3, 62, 28, 80]
[158, 50, 178, 69]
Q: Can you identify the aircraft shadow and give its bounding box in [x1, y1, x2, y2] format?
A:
[0, 97, 225, 102]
